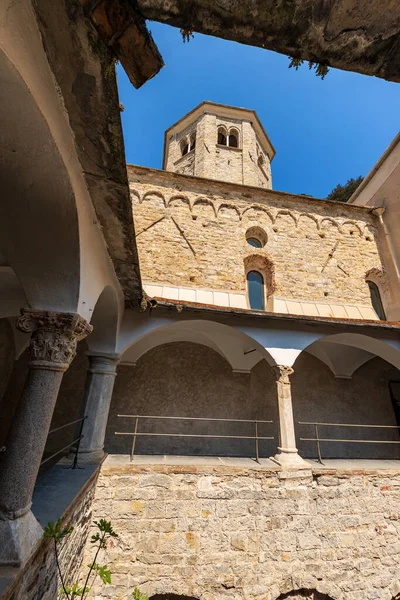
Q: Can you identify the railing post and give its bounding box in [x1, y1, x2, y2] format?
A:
[67, 415, 87, 470]
[315, 423, 323, 464]
[255, 420, 259, 463]
[130, 417, 139, 462]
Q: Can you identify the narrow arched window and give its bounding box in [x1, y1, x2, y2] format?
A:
[181, 139, 189, 156]
[228, 130, 239, 148]
[367, 281, 386, 320]
[217, 127, 227, 146]
[190, 132, 196, 151]
[247, 270, 265, 310]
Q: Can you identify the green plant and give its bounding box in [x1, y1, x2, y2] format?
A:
[133, 588, 150, 600]
[288, 57, 330, 79]
[44, 518, 118, 599]
[180, 28, 194, 43]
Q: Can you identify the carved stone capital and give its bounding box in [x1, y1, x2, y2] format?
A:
[272, 365, 294, 383]
[17, 309, 93, 370]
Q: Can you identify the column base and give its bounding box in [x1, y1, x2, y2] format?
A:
[0, 510, 42, 567]
[77, 448, 105, 464]
[271, 447, 310, 469]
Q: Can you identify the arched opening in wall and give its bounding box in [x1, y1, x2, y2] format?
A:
[217, 126, 227, 145]
[277, 589, 334, 600]
[245, 226, 268, 248]
[244, 254, 275, 311]
[292, 335, 400, 461]
[247, 270, 265, 310]
[228, 128, 239, 148]
[150, 595, 199, 600]
[180, 138, 189, 156]
[367, 280, 386, 320]
[106, 321, 278, 458]
[189, 132, 196, 151]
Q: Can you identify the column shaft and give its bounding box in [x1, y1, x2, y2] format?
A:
[0, 309, 92, 566]
[79, 355, 118, 463]
[272, 365, 308, 469]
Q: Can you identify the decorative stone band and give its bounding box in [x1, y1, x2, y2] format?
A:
[17, 309, 93, 370]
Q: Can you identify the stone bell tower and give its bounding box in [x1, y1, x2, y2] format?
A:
[163, 101, 275, 189]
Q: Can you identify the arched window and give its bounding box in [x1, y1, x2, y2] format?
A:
[228, 129, 239, 148]
[189, 132, 196, 151]
[180, 138, 189, 156]
[247, 270, 265, 310]
[367, 281, 386, 320]
[217, 126, 227, 146]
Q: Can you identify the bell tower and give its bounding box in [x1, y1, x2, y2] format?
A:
[163, 101, 275, 189]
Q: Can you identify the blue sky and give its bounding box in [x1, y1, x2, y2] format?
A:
[118, 22, 400, 198]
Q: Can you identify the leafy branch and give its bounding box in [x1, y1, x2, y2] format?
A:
[43, 518, 118, 600]
[288, 56, 330, 79]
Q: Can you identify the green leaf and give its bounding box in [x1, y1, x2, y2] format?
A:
[88, 563, 112, 585]
[43, 519, 73, 542]
[132, 588, 149, 600]
[60, 583, 89, 596]
[94, 519, 118, 538]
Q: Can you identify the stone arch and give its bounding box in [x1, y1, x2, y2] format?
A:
[150, 596, 199, 600]
[277, 590, 335, 600]
[86, 285, 121, 354]
[141, 190, 167, 208]
[0, 49, 81, 313]
[217, 202, 241, 221]
[365, 267, 392, 314]
[217, 125, 227, 145]
[244, 254, 275, 297]
[245, 225, 268, 248]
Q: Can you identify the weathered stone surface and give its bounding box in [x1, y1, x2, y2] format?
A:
[129, 165, 387, 310]
[0, 467, 99, 600]
[136, 0, 400, 82]
[85, 463, 400, 600]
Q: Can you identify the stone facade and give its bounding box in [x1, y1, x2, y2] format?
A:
[88, 462, 400, 600]
[0, 467, 99, 600]
[129, 165, 388, 318]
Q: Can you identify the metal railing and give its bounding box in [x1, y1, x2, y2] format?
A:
[115, 414, 274, 462]
[299, 421, 400, 464]
[40, 415, 87, 469]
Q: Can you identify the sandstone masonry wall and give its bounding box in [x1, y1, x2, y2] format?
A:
[129, 167, 388, 310]
[0, 467, 99, 600]
[88, 463, 400, 600]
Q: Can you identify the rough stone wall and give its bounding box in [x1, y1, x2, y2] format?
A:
[88, 463, 400, 600]
[0, 467, 99, 600]
[105, 342, 399, 460]
[129, 167, 385, 308]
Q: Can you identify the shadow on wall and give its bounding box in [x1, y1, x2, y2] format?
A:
[292, 353, 400, 460]
[150, 596, 199, 600]
[105, 341, 278, 458]
[277, 591, 334, 600]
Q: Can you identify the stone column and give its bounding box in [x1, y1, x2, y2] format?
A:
[272, 365, 308, 469]
[0, 309, 92, 566]
[78, 353, 119, 463]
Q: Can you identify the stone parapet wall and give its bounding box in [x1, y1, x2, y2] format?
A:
[89, 462, 400, 600]
[0, 467, 99, 600]
[129, 166, 388, 311]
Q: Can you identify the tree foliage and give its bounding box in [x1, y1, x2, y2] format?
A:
[326, 176, 364, 203]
